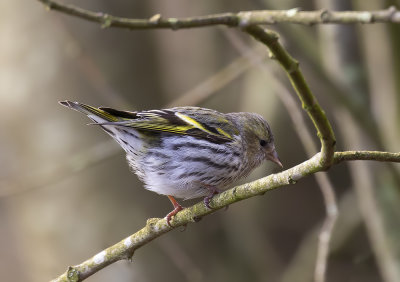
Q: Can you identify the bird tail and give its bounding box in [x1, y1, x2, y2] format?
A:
[59, 100, 118, 122]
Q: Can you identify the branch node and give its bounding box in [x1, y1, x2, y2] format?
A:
[387, 6, 398, 21]
[286, 8, 300, 18]
[67, 266, 80, 282]
[100, 13, 112, 29]
[149, 14, 162, 24]
[123, 238, 135, 260]
[288, 173, 302, 184]
[238, 11, 252, 28]
[168, 18, 180, 30]
[128, 254, 134, 263]
[231, 187, 240, 200]
[287, 60, 300, 74]
[146, 218, 161, 230]
[268, 50, 276, 60]
[320, 9, 331, 23]
[192, 215, 202, 222]
[288, 176, 297, 184]
[358, 12, 373, 23]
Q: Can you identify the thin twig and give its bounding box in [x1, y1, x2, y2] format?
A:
[37, 0, 400, 28]
[313, 174, 337, 282]
[334, 151, 400, 164]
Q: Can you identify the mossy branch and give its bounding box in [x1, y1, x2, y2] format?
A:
[37, 0, 400, 28]
[52, 151, 400, 282]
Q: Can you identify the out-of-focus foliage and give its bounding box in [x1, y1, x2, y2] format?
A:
[1, 0, 399, 281]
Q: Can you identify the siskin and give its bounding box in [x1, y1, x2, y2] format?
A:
[60, 101, 282, 225]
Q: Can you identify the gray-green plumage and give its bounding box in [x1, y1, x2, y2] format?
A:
[60, 101, 282, 201]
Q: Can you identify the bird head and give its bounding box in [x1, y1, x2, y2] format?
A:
[230, 112, 282, 169]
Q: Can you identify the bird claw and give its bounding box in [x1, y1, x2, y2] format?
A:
[166, 205, 184, 227]
[203, 195, 213, 209]
[203, 187, 220, 209]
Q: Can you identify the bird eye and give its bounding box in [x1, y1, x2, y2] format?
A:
[259, 139, 267, 147]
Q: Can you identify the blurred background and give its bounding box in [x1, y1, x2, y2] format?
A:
[1, 0, 399, 281]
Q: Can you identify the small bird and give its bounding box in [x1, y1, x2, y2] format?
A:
[60, 101, 282, 225]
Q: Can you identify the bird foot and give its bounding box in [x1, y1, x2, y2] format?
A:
[166, 205, 184, 227]
[166, 195, 184, 227]
[203, 187, 220, 209]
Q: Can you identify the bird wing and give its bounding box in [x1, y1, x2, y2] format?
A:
[60, 101, 235, 144]
[100, 107, 236, 144]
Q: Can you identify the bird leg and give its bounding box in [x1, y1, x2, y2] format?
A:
[166, 195, 184, 226]
[203, 185, 221, 209]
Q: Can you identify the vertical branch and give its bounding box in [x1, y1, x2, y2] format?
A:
[313, 174, 337, 282]
[243, 25, 336, 167]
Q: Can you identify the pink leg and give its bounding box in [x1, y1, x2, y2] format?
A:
[166, 195, 184, 226]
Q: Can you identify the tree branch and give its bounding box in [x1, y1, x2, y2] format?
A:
[37, 0, 400, 29]
[243, 25, 336, 167]
[52, 151, 400, 282]
[334, 151, 400, 164]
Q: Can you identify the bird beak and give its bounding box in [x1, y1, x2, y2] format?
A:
[267, 149, 283, 168]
